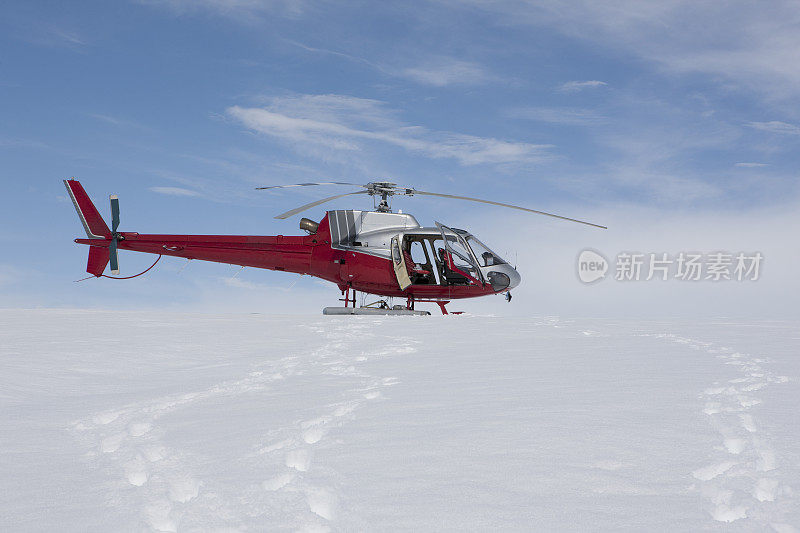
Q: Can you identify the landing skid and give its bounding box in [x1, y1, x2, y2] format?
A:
[323, 307, 430, 316]
[331, 286, 454, 316]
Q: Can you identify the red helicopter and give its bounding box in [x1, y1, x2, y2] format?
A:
[65, 179, 605, 315]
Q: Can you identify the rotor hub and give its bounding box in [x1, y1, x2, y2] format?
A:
[364, 182, 417, 212]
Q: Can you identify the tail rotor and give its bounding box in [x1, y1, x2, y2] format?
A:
[109, 194, 121, 275]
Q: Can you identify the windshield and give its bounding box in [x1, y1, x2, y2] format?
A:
[465, 235, 506, 267]
[443, 236, 475, 269]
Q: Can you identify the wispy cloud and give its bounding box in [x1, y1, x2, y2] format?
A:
[150, 186, 202, 197]
[399, 59, 492, 87]
[286, 41, 493, 87]
[570, 95, 747, 203]
[89, 113, 147, 129]
[509, 106, 606, 125]
[557, 80, 607, 93]
[458, 1, 800, 101]
[49, 28, 85, 47]
[283, 40, 386, 73]
[748, 121, 800, 135]
[0, 264, 24, 288]
[735, 162, 768, 168]
[139, 0, 305, 21]
[228, 94, 553, 165]
[0, 137, 49, 149]
[20, 25, 87, 50]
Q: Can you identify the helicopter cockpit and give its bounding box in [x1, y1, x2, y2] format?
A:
[324, 209, 521, 293]
[393, 223, 520, 292]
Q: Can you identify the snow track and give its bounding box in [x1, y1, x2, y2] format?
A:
[645, 332, 795, 530]
[1, 310, 798, 531]
[67, 318, 413, 532]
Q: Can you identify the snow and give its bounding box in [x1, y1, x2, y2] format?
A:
[1, 309, 798, 531]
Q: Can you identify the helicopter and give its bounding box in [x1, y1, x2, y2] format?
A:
[65, 179, 606, 315]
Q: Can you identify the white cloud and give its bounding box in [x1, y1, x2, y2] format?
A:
[49, 28, 85, 47]
[472, 200, 800, 318]
[559, 96, 748, 203]
[19, 25, 87, 50]
[400, 59, 491, 86]
[89, 113, 147, 130]
[0, 265, 25, 288]
[139, 0, 305, 19]
[451, 0, 800, 101]
[285, 42, 493, 87]
[748, 121, 800, 135]
[558, 80, 607, 93]
[283, 40, 385, 73]
[228, 94, 553, 165]
[509, 106, 605, 125]
[150, 186, 202, 197]
[90, 114, 126, 126]
[0, 138, 48, 149]
[261, 94, 398, 130]
[735, 162, 768, 168]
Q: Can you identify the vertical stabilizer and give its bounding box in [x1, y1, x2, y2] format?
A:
[63, 179, 111, 239]
[86, 246, 110, 277]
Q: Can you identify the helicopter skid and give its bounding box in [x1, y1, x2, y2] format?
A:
[323, 307, 430, 316]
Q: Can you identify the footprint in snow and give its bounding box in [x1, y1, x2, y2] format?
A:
[739, 414, 757, 433]
[262, 472, 295, 491]
[286, 449, 311, 472]
[303, 426, 326, 444]
[125, 458, 149, 486]
[168, 477, 201, 503]
[305, 487, 337, 521]
[709, 491, 748, 523]
[692, 461, 737, 481]
[100, 432, 127, 453]
[753, 478, 780, 502]
[129, 421, 152, 437]
[723, 438, 746, 455]
[93, 410, 122, 425]
[144, 501, 176, 533]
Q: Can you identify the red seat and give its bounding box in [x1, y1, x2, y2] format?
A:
[438, 248, 479, 285]
[403, 250, 430, 276]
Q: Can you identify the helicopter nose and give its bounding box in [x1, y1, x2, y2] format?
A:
[486, 264, 521, 291]
[507, 266, 521, 289]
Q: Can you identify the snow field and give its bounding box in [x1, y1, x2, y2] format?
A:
[0, 310, 797, 531]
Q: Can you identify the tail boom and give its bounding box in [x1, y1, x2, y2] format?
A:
[67, 178, 313, 276]
[75, 233, 313, 274]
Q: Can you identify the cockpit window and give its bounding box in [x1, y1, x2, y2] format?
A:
[443, 236, 475, 269]
[465, 236, 506, 267]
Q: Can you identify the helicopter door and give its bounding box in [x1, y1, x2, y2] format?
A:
[435, 222, 484, 285]
[390, 235, 412, 291]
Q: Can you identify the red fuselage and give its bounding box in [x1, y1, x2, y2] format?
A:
[76, 214, 498, 300]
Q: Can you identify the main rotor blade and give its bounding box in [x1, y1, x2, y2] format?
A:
[110, 195, 120, 233]
[274, 190, 368, 219]
[256, 182, 364, 190]
[412, 190, 607, 229]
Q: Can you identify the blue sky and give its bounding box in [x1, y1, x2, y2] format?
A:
[2, 1, 799, 316]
